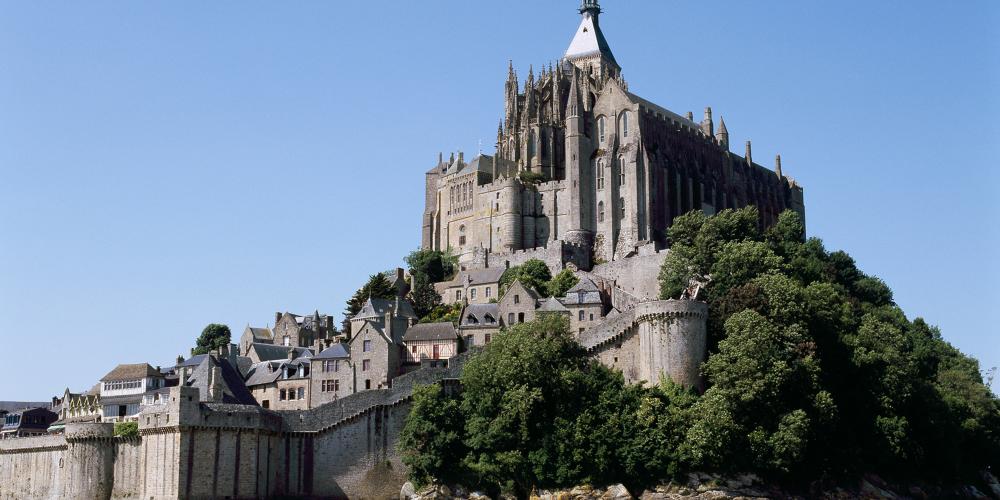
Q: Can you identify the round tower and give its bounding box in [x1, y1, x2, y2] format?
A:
[64, 422, 116, 499]
[497, 178, 522, 252]
[634, 300, 708, 390]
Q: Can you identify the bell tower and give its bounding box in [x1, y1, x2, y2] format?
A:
[563, 0, 620, 80]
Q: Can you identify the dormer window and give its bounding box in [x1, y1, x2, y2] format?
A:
[484, 314, 496, 324]
[467, 314, 479, 325]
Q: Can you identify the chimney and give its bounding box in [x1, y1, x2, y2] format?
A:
[685, 111, 694, 121]
[275, 312, 282, 325]
[384, 309, 393, 340]
[288, 348, 297, 361]
[775, 154, 783, 179]
[208, 363, 223, 403]
[745, 140, 753, 166]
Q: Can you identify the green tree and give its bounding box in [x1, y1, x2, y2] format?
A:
[192, 323, 231, 355]
[544, 268, 579, 298]
[399, 384, 468, 488]
[345, 272, 397, 319]
[498, 259, 552, 296]
[405, 248, 456, 284]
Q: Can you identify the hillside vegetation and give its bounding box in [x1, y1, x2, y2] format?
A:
[400, 208, 999, 496]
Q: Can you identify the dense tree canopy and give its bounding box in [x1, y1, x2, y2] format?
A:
[406, 249, 457, 319]
[192, 323, 231, 355]
[402, 208, 1000, 494]
[344, 272, 397, 319]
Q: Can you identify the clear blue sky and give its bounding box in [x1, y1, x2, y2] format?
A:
[1, 1, 997, 400]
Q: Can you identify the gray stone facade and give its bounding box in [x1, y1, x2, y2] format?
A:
[422, 1, 805, 272]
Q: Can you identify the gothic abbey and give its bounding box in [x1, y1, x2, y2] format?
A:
[424, 0, 805, 269]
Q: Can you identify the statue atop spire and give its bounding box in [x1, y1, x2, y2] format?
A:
[580, 0, 601, 15]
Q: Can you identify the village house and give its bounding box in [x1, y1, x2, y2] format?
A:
[560, 276, 607, 335]
[47, 387, 101, 433]
[238, 326, 273, 356]
[402, 322, 460, 364]
[497, 279, 540, 326]
[435, 267, 505, 305]
[99, 363, 166, 422]
[458, 303, 501, 348]
[1, 407, 57, 439]
[244, 349, 312, 410]
[271, 310, 338, 350]
[309, 343, 353, 407]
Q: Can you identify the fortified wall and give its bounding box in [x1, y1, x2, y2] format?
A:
[0, 359, 466, 500]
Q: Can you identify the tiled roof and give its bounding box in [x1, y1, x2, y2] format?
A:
[561, 276, 603, 305]
[403, 323, 458, 342]
[100, 363, 162, 382]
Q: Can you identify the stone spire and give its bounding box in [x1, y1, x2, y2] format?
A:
[775, 154, 783, 179]
[567, 67, 582, 118]
[701, 107, 714, 136]
[745, 140, 753, 166]
[716, 116, 729, 149]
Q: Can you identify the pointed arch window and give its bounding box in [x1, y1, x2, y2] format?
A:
[598, 201, 605, 223]
[619, 197, 626, 219]
[596, 160, 605, 190]
[621, 111, 630, 138]
[598, 117, 606, 144]
[528, 130, 536, 157]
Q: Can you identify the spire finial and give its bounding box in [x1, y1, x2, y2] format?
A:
[580, 0, 601, 16]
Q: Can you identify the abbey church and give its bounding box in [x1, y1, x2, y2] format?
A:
[423, 0, 805, 269]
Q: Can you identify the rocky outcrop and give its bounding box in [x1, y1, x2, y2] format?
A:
[401, 471, 1000, 500]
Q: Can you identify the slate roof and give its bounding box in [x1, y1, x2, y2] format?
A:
[460, 303, 500, 328]
[561, 276, 603, 305]
[184, 355, 258, 406]
[249, 343, 313, 362]
[538, 297, 571, 313]
[440, 267, 505, 289]
[243, 361, 282, 387]
[312, 343, 350, 360]
[176, 354, 208, 369]
[247, 326, 273, 341]
[564, 7, 618, 66]
[0, 402, 50, 413]
[403, 323, 459, 342]
[353, 297, 418, 321]
[100, 363, 162, 382]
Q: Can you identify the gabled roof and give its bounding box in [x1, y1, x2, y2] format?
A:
[439, 267, 505, 289]
[248, 343, 312, 362]
[312, 343, 350, 360]
[245, 326, 273, 341]
[460, 303, 500, 328]
[184, 355, 258, 406]
[561, 276, 603, 305]
[538, 297, 571, 313]
[100, 363, 162, 382]
[403, 322, 459, 342]
[500, 279, 541, 305]
[243, 361, 282, 387]
[353, 297, 418, 321]
[176, 354, 208, 369]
